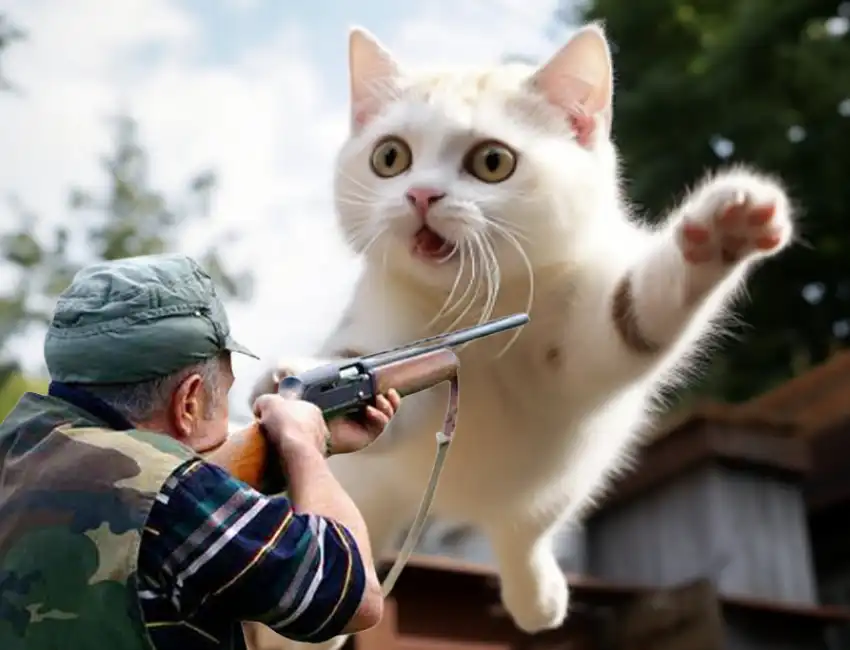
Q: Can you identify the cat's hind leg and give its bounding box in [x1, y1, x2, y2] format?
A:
[487, 518, 568, 634]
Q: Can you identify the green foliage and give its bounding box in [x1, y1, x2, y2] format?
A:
[560, 0, 850, 401]
[0, 113, 254, 367]
[0, 15, 252, 379]
[0, 13, 25, 91]
[0, 369, 48, 421]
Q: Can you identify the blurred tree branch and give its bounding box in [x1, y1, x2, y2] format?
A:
[0, 113, 254, 369]
[0, 13, 25, 91]
[0, 14, 253, 413]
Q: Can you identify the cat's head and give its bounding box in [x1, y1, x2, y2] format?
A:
[333, 25, 619, 293]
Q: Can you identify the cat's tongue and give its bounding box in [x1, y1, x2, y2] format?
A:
[413, 226, 452, 260]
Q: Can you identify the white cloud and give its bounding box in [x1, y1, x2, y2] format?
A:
[0, 0, 560, 419]
[1, 0, 358, 417]
[389, 0, 562, 65]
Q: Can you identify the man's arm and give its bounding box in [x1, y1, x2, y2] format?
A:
[138, 459, 371, 643]
[280, 443, 383, 632]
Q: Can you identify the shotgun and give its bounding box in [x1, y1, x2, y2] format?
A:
[206, 312, 529, 595]
[207, 313, 529, 492]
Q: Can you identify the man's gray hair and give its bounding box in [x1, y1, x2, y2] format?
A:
[80, 355, 224, 425]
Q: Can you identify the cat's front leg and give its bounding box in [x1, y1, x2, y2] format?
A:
[614, 168, 793, 355]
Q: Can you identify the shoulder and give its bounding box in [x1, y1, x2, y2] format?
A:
[153, 458, 270, 522]
[57, 427, 197, 492]
[122, 429, 198, 461]
[161, 458, 251, 493]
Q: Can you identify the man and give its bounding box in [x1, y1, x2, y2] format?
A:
[0, 253, 400, 650]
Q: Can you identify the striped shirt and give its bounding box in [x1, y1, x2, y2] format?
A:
[138, 459, 366, 649]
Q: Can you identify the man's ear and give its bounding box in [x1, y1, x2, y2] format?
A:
[348, 26, 402, 131]
[527, 23, 614, 147]
[170, 373, 205, 440]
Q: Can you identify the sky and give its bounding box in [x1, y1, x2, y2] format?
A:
[0, 0, 571, 419]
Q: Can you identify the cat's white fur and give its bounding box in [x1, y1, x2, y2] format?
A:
[246, 23, 793, 649]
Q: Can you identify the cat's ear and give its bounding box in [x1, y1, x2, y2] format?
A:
[528, 23, 614, 147]
[348, 26, 401, 130]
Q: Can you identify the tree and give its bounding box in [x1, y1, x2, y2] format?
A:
[1, 113, 253, 367]
[0, 13, 25, 91]
[0, 16, 253, 417]
[556, 0, 850, 401]
[0, 114, 253, 418]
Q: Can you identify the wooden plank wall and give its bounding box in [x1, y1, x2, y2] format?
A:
[589, 464, 816, 605]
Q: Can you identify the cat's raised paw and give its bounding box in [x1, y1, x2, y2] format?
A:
[677, 175, 792, 266]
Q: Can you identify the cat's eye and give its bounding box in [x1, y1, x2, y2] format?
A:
[464, 141, 517, 183]
[370, 136, 412, 178]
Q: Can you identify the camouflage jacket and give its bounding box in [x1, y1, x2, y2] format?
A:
[0, 388, 196, 650]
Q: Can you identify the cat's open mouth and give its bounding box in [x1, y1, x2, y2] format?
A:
[412, 226, 456, 263]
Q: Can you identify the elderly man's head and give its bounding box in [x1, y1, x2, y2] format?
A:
[43, 254, 256, 451]
[79, 351, 235, 450]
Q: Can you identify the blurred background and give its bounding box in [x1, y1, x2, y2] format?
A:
[0, 0, 575, 421]
[2, 0, 849, 421]
[3, 2, 850, 647]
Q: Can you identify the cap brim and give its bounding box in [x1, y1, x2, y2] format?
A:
[225, 335, 260, 360]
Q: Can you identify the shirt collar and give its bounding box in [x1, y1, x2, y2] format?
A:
[48, 381, 136, 432]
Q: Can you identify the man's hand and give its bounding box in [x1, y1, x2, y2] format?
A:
[252, 394, 330, 457]
[252, 389, 402, 458]
[328, 389, 401, 455]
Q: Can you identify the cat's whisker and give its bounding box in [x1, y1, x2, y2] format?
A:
[360, 230, 384, 256]
[343, 219, 380, 251]
[480, 232, 502, 327]
[476, 233, 494, 327]
[488, 215, 532, 243]
[337, 171, 383, 198]
[488, 223, 535, 357]
[336, 187, 381, 203]
[336, 196, 380, 208]
[444, 237, 484, 335]
[428, 243, 467, 328]
[442, 240, 477, 329]
[350, 219, 387, 276]
[458, 231, 495, 337]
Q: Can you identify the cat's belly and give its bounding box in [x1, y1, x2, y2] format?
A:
[334, 361, 652, 527]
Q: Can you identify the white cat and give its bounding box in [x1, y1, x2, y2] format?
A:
[248, 23, 793, 649]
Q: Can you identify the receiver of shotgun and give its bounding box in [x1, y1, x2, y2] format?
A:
[207, 313, 529, 492]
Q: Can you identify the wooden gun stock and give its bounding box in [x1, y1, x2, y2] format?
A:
[205, 348, 460, 493]
[205, 423, 271, 491]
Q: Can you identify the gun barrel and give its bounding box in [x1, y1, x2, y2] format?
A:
[362, 313, 529, 368]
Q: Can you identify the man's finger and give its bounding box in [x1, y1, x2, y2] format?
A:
[386, 389, 401, 411]
[364, 406, 390, 430]
[375, 395, 393, 417]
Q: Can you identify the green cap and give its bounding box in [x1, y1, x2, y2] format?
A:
[44, 253, 258, 384]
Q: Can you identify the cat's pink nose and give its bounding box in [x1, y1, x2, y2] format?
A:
[405, 187, 446, 220]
